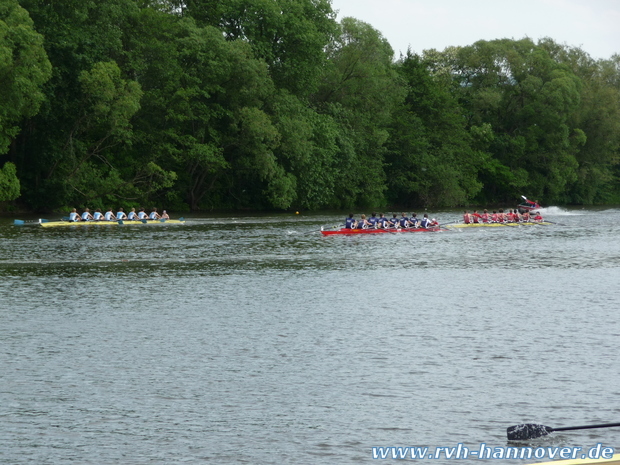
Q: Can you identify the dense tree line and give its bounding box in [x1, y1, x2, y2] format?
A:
[1, 0, 619, 211]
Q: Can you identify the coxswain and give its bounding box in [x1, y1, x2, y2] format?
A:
[81, 208, 94, 221]
[161, 210, 170, 220]
[116, 208, 128, 220]
[526, 198, 539, 208]
[532, 211, 544, 222]
[104, 208, 116, 221]
[127, 208, 139, 221]
[93, 208, 104, 221]
[367, 212, 379, 229]
[344, 213, 357, 229]
[463, 211, 472, 224]
[357, 214, 371, 229]
[137, 208, 149, 220]
[69, 208, 81, 222]
[149, 208, 162, 220]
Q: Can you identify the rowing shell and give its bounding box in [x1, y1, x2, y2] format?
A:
[321, 227, 446, 236]
[448, 221, 552, 228]
[39, 219, 185, 228]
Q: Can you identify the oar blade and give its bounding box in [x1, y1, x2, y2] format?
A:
[507, 423, 551, 440]
[14, 219, 25, 225]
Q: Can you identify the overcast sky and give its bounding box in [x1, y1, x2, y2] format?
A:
[330, 0, 619, 60]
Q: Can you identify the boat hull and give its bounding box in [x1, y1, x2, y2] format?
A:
[39, 219, 185, 228]
[321, 227, 445, 235]
[518, 203, 541, 213]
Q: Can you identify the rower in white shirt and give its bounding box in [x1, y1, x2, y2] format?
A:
[69, 208, 81, 222]
[81, 208, 94, 221]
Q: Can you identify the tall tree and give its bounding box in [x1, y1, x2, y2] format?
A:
[316, 17, 405, 208]
[386, 52, 484, 207]
[448, 38, 584, 203]
[183, 0, 338, 98]
[0, 0, 51, 155]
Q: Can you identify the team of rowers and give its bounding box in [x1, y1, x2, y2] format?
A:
[344, 208, 545, 229]
[463, 209, 544, 223]
[345, 212, 439, 229]
[68, 207, 170, 222]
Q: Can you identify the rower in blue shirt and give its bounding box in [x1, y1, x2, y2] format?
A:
[409, 213, 419, 228]
[344, 213, 357, 229]
[388, 214, 399, 229]
[93, 209, 104, 221]
[357, 214, 371, 229]
[377, 213, 388, 229]
[420, 213, 438, 229]
[104, 208, 116, 221]
[127, 208, 139, 221]
[116, 208, 128, 220]
[137, 208, 149, 220]
[399, 213, 410, 228]
[367, 212, 379, 229]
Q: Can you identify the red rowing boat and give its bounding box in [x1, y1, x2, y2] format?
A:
[321, 227, 446, 236]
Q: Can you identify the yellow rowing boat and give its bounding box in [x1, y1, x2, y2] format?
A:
[38, 219, 185, 228]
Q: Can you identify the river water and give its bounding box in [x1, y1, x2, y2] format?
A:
[1, 207, 620, 464]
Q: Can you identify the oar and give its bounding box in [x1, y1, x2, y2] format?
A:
[507, 422, 620, 440]
[14, 219, 49, 226]
[315, 224, 343, 234]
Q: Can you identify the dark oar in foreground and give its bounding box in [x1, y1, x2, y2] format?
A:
[507, 422, 620, 440]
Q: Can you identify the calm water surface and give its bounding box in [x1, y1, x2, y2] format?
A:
[2, 207, 620, 464]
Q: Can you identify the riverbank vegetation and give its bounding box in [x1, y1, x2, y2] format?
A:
[1, 0, 619, 212]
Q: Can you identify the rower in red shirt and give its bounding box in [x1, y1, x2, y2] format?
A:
[480, 209, 490, 223]
[463, 211, 472, 224]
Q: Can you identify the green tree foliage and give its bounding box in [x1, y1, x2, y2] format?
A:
[5, 2, 620, 211]
[316, 17, 405, 208]
[183, 0, 338, 97]
[386, 52, 483, 207]
[445, 39, 585, 203]
[0, 0, 51, 154]
[0, 161, 19, 201]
